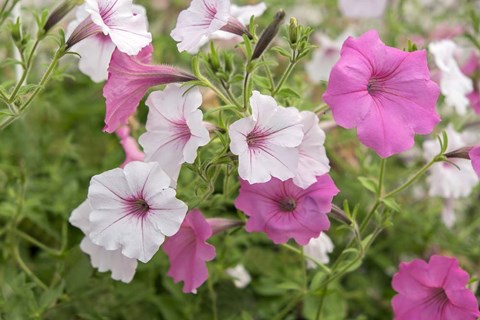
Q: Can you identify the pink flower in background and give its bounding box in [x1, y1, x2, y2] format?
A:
[103, 45, 196, 133]
[139, 85, 210, 181]
[163, 209, 216, 294]
[470, 146, 480, 177]
[69, 201, 138, 283]
[392, 255, 480, 320]
[323, 30, 440, 158]
[66, 3, 148, 82]
[171, 0, 252, 54]
[462, 53, 480, 114]
[229, 91, 304, 184]
[116, 126, 144, 168]
[66, 0, 151, 55]
[235, 175, 339, 245]
[292, 111, 330, 189]
[88, 161, 188, 263]
[338, 0, 388, 18]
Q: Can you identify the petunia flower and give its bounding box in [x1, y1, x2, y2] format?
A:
[163, 209, 216, 294]
[66, 3, 148, 82]
[69, 200, 138, 283]
[461, 53, 480, 114]
[229, 91, 304, 184]
[234, 175, 339, 245]
[116, 126, 145, 168]
[306, 31, 352, 83]
[138, 85, 210, 181]
[338, 0, 388, 19]
[469, 146, 480, 177]
[323, 30, 440, 158]
[303, 232, 334, 269]
[292, 111, 330, 189]
[392, 255, 480, 320]
[66, 0, 151, 56]
[429, 40, 473, 115]
[88, 161, 188, 263]
[171, 0, 253, 54]
[225, 264, 252, 288]
[103, 45, 197, 133]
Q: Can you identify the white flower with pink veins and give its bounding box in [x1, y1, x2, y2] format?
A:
[67, 0, 151, 82]
[303, 233, 334, 269]
[87, 161, 188, 263]
[229, 91, 304, 184]
[69, 201, 138, 283]
[139, 85, 211, 182]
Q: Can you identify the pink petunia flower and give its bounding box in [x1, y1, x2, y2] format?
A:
[163, 209, 216, 294]
[171, 0, 252, 54]
[116, 126, 145, 168]
[234, 175, 339, 245]
[88, 161, 188, 263]
[469, 146, 480, 177]
[229, 91, 304, 184]
[323, 30, 440, 158]
[138, 85, 210, 181]
[66, 0, 151, 56]
[69, 201, 138, 283]
[462, 53, 480, 114]
[392, 255, 480, 320]
[66, 3, 148, 82]
[103, 45, 197, 133]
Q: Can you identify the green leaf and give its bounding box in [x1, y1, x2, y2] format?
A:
[275, 88, 301, 100]
[357, 176, 378, 194]
[271, 46, 291, 58]
[382, 198, 402, 212]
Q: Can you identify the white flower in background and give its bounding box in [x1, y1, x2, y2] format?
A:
[88, 161, 188, 263]
[292, 111, 330, 189]
[338, 0, 388, 18]
[306, 32, 351, 83]
[229, 91, 304, 184]
[429, 40, 474, 115]
[171, 0, 254, 54]
[303, 233, 334, 269]
[69, 201, 138, 283]
[67, 1, 150, 82]
[139, 85, 211, 181]
[441, 198, 456, 229]
[225, 264, 252, 288]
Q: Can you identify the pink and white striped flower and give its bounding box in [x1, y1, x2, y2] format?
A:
[87, 161, 188, 263]
[139, 85, 211, 181]
[229, 91, 304, 184]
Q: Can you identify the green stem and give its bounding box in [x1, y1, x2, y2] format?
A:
[272, 53, 299, 96]
[282, 243, 331, 274]
[272, 293, 304, 320]
[207, 276, 218, 320]
[12, 245, 48, 290]
[220, 80, 242, 109]
[201, 78, 235, 107]
[261, 56, 275, 93]
[243, 71, 251, 110]
[14, 229, 63, 256]
[9, 40, 40, 102]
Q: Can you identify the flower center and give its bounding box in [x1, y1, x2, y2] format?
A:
[125, 198, 150, 217]
[367, 77, 383, 95]
[172, 120, 192, 143]
[278, 198, 297, 212]
[246, 129, 267, 149]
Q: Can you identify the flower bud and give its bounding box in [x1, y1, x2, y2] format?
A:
[329, 204, 351, 225]
[251, 10, 286, 60]
[288, 17, 298, 45]
[44, 0, 83, 33]
[444, 146, 474, 160]
[207, 218, 244, 235]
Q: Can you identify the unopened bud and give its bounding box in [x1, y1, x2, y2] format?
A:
[44, 0, 82, 33]
[288, 17, 298, 45]
[208, 218, 244, 235]
[10, 18, 22, 44]
[444, 146, 474, 160]
[251, 10, 285, 60]
[329, 204, 351, 225]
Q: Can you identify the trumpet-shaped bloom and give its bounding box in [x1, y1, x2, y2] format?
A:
[235, 175, 339, 245]
[116, 126, 145, 168]
[323, 30, 440, 158]
[69, 201, 138, 283]
[139, 85, 210, 180]
[303, 233, 334, 269]
[229, 91, 304, 184]
[67, 0, 151, 56]
[66, 4, 148, 82]
[429, 40, 473, 115]
[171, 0, 251, 54]
[392, 255, 480, 320]
[292, 111, 330, 189]
[163, 209, 216, 293]
[338, 0, 388, 18]
[462, 53, 480, 114]
[470, 146, 480, 177]
[103, 45, 196, 133]
[88, 161, 188, 263]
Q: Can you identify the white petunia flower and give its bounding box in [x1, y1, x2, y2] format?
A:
[338, 0, 388, 18]
[66, 3, 149, 82]
[229, 91, 304, 184]
[429, 40, 474, 115]
[88, 161, 188, 263]
[292, 111, 330, 189]
[303, 233, 334, 269]
[69, 201, 138, 283]
[225, 264, 252, 288]
[139, 85, 211, 181]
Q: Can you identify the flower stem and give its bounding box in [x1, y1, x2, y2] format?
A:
[8, 39, 40, 103]
[12, 245, 48, 290]
[14, 229, 63, 256]
[281, 243, 331, 274]
[272, 53, 299, 96]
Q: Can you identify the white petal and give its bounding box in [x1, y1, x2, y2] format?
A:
[73, 35, 116, 82]
[69, 200, 92, 234]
